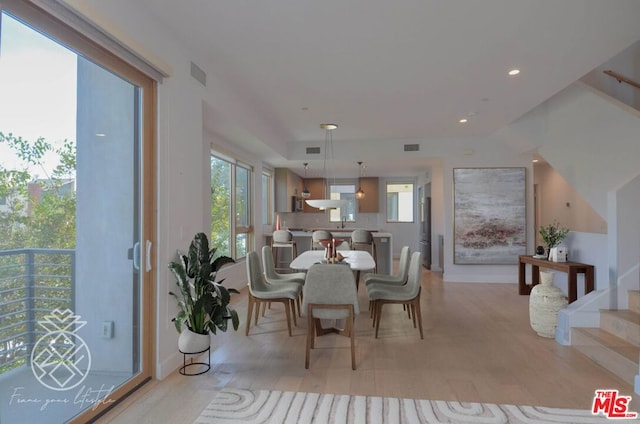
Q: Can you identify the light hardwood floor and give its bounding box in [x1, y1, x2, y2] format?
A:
[97, 267, 635, 423]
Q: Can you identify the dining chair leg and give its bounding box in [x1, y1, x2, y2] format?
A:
[290, 299, 298, 326]
[348, 306, 356, 370]
[253, 300, 264, 325]
[305, 306, 313, 369]
[283, 299, 292, 336]
[371, 300, 377, 326]
[245, 294, 254, 336]
[415, 295, 424, 339]
[411, 303, 417, 328]
[374, 302, 384, 338]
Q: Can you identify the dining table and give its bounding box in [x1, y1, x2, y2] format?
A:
[289, 250, 376, 289]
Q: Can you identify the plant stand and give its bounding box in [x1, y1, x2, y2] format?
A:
[179, 346, 210, 376]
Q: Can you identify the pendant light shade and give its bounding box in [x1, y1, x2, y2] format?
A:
[305, 124, 347, 210]
[355, 161, 365, 200]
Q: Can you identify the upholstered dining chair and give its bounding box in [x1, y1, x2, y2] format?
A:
[350, 229, 377, 273]
[364, 246, 410, 287]
[366, 251, 423, 339]
[245, 251, 301, 337]
[271, 229, 297, 272]
[262, 245, 305, 317]
[364, 245, 411, 317]
[310, 230, 333, 250]
[302, 263, 360, 370]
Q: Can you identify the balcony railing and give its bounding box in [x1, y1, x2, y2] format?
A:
[0, 248, 75, 374]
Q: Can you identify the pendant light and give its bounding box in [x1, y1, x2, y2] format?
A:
[301, 163, 311, 198]
[355, 161, 365, 200]
[305, 124, 348, 210]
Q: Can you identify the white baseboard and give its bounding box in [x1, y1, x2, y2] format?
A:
[156, 351, 182, 380]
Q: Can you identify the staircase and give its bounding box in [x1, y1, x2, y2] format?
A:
[572, 290, 640, 385]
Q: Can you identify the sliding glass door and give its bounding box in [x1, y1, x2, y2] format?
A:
[0, 2, 156, 422]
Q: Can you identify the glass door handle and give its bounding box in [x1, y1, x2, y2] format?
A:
[133, 241, 140, 271]
[145, 240, 152, 272]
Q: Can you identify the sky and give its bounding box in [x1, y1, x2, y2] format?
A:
[0, 12, 77, 178]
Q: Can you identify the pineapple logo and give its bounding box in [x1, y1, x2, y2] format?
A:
[31, 309, 92, 391]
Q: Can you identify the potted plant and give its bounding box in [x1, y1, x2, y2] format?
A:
[539, 222, 569, 260]
[169, 232, 240, 353]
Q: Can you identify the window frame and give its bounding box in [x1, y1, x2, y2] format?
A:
[261, 169, 273, 226]
[0, 2, 158, 422]
[210, 151, 253, 260]
[329, 182, 356, 222]
[386, 181, 415, 223]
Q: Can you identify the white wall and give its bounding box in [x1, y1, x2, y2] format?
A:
[529, 83, 640, 219]
[76, 57, 134, 373]
[534, 162, 607, 236]
[581, 40, 640, 110]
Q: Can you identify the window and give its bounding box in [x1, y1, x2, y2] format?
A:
[386, 183, 414, 222]
[329, 183, 356, 222]
[262, 170, 272, 225]
[211, 153, 252, 259]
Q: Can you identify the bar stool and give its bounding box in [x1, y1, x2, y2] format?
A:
[350, 229, 377, 273]
[310, 230, 333, 250]
[272, 229, 297, 272]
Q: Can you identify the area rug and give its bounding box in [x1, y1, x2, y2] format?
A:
[194, 388, 604, 423]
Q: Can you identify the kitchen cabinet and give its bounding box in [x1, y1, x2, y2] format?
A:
[302, 178, 326, 213]
[275, 168, 302, 212]
[357, 177, 379, 213]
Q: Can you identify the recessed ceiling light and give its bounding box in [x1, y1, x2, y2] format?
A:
[532, 159, 539, 163]
[459, 118, 468, 124]
[508, 69, 520, 76]
[96, 133, 106, 137]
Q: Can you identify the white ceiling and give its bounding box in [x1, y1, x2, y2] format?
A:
[139, 0, 640, 177]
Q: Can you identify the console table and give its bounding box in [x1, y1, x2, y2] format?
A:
[518, 255, 595, 303]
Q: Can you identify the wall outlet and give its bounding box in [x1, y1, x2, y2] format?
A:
[102, 320, 114, 339]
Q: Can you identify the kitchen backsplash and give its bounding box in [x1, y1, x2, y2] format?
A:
[275, 212, 381, 231]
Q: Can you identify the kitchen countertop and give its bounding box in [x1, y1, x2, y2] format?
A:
[266, 230, 392, 238]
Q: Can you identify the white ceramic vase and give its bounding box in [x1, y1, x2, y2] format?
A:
[178, 328, 210, 353]
[529, 271, 568, 338]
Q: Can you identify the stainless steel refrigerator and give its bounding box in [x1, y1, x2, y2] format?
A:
[419, 184, 432, 269]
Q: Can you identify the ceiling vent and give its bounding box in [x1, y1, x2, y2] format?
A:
[306, 147, 321, 154]
[404, 144, 420, 152]
[190, 61, 206, 86]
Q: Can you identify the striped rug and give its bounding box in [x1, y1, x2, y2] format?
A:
[194, 388, 606, 423]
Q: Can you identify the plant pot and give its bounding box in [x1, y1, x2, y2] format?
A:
[529, 271, 567, 338]
[178, 328, 210, 353]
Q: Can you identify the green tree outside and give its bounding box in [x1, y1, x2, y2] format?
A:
[210, 156, 231, 257]
[0, 132, 76, 373]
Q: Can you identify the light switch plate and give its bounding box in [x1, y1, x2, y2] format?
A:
[102, 321, 114, 339]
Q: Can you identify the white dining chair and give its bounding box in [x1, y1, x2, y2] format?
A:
[366, 251, 423, 339]
[245, 251, 301, 337]
[302, 263, 360, 370]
